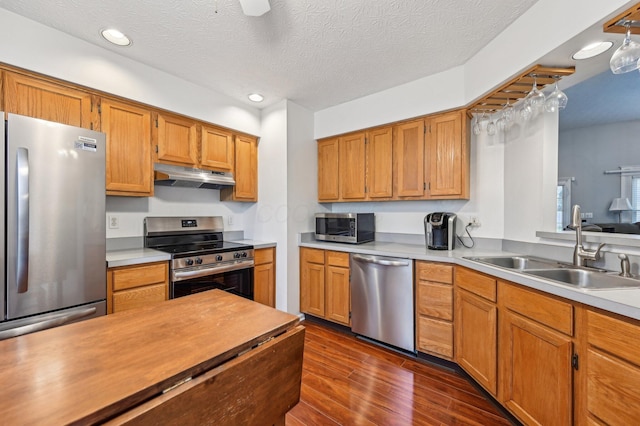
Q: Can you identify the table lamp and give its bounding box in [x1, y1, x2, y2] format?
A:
[609, 197, 633, 223]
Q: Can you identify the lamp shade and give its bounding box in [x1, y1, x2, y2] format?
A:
[609, 197, 633, 212]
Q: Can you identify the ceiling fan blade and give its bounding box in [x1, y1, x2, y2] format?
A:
[238, 0, 271, 16]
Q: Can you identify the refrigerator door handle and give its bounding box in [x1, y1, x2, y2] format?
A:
[351, 254, 410, 267]
[0, 307, 97, 341]
[16, 147, 30, 293]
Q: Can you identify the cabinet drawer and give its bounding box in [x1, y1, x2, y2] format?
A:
[301, 247, 324, 265]
[255, 248, 274, 265]
[111, 262, 168, 291]
[587, 310, 640, 366]
[500, 282, 573, 336]
[586, 347, 640, 425]
[417, 316, 453, 359]
[112, 283, 167, 312]
[455, 267, 496, 302]
[326, 251, 349, 268]
[416, 261, 453, 284]
[417, 281, 452, 320]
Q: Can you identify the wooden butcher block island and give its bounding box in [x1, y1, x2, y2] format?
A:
[0, 290, 305, 425]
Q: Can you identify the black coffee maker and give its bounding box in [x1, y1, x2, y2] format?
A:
[424, 212, 457, 250]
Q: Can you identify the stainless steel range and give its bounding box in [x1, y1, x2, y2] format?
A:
[144, 217, 254, 300]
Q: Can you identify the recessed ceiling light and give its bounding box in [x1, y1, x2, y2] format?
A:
[101, 28, 132, 47]
[572, 41, 613, 60]
[248, 93, 264, 102]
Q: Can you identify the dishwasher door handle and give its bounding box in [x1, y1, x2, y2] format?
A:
[351, 254, 410, 267]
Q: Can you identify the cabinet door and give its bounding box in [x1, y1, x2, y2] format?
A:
[112, 284, 167, 313]
[300, 253, 325, 317]
[200, 125, 234, 171]
[325, 265, 350, 325]
[500, 310, 573, 426]
[427, 110, 467, 198]
[394, 120, 425, 198]
[366, 127, 393, 199]
[155, 112, 198, 166]
[221, 135, 257, 202]
[101, 98, 153, 196]
[254, 248, 275, 308]
[455, 288, 498, 395]
[317, 138, 340, 201]
[339, 132, 366, 200]
[4, 71, 96, 129]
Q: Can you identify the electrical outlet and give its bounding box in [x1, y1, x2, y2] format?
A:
[108, 215, 119, 229]
[228, 215, 234, 225]
[469, 216, 481, 227]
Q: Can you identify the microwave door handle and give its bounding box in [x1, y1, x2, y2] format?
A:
[16, 147, 29, 293]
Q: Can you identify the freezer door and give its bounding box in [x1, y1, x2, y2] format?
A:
[6, 114, 106, 320]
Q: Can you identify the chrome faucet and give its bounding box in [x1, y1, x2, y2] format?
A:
[569, 205, 605, 267]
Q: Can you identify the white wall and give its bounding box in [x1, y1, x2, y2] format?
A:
[286, 101, 324, 314]
[0, 8, 260, 134]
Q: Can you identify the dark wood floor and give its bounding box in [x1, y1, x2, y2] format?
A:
[285, 321, 511, 426]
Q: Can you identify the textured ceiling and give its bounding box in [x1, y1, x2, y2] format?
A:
[0, 0, 540, 111]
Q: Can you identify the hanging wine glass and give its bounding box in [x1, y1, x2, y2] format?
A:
[502, 98, 515, 124]
[487, 119, 496, 136]
[520, 102, 533, 122]
[610, 23, 640, 74]
[496, 116, 506, 133]
[472, 113, 481, 135]
[527, 75, 546, 112]
[545, 78, 568, 112]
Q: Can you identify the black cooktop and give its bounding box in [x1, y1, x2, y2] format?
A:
[152, 241, 253, 257]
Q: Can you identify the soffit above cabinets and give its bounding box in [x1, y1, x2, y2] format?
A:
[603, 2, 640, 34]
[467, 64, 575, 115]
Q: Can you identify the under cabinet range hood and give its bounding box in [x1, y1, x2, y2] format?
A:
[153, 163, 235, 189]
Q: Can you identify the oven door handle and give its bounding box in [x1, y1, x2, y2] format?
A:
[172, 260, 255, 282]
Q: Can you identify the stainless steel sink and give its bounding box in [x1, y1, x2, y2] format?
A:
[525, 268, 640, 290]
[463, 255, 569, 270]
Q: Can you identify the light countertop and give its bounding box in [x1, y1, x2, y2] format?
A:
[300, 239, 640, 322]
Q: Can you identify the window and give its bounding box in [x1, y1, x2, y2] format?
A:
[619, 166, 640, 223]
[557, 178, 573, 231]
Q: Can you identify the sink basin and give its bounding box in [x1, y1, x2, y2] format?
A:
[525, 268, 640, 290]
[464, 256, 568, 270]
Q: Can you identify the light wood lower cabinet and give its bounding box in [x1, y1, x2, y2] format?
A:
[300, 248, 350, 326]
[415, 261, 454, 360]
[254, 247, 276, 308]
[581, 309, 640, 425]
[107, 262, 168, 314]
[454, 267, 498, 396]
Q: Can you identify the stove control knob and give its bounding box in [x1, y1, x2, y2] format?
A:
[234, 252, 241, 259]
[186, 259, 194, 266]
[195, 257, 203, 265]
[241, 252, 248, 258]
[216, 255, 223, 262]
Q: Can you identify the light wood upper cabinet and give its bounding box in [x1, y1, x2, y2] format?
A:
[339, 132, 366, 200]
[221, 135, 258, 202]
[366, 127, 393, 199]
[154, 111, 198, 167]
[3, 71, 97, 129]
[100, 98, 153, 196]
[394, 119, 426, 198]
[427, 110, 469, 199]
[200, 124, 234, 171]
[318, 138, 340, 202]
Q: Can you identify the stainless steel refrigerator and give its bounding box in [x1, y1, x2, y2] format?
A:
[0, 113, 106, 340]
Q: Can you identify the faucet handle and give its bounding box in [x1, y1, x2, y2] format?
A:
[594, 243, 605, 258]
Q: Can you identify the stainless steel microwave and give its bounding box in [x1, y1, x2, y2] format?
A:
[315, 213, 375, 244]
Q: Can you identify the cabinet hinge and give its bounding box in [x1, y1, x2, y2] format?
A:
[572, 353, 579, 370]
[425, 125, 428, 134]
[424, 182, 427, 190]
[364, 186, 367, 194]
[90, 123, 93, 130]
[155, 118, 159, 128]
[155, 145, 159, 153]
[364, 137, 367, 144]
[98, 104, 101, 114]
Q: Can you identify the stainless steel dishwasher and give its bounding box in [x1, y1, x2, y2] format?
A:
[350, 253, 415, 353]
